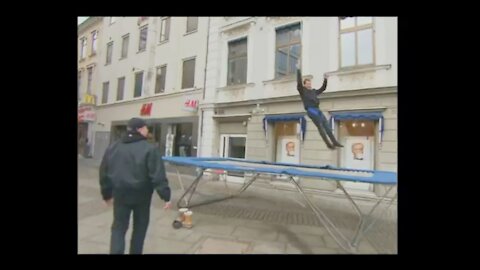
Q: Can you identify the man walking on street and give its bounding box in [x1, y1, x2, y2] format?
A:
[99, 117, 172, 254]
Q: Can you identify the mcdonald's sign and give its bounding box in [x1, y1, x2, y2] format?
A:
[82, 93, 96, 105]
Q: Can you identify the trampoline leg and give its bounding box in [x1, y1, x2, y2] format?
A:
[176, 169, 204, 209]
[337, 181, 365, 247]
[235, 173, 259, 195]
[288, 176, 355, 253]
[176, 173, 259, 209]
[175, 166, 188, 207]
[221, 172, 232, 196]
[351, 185, 397, 247]
[351, 219, 366, 248]
[187, 175, 202, 205]
[337, 182, 363, 218]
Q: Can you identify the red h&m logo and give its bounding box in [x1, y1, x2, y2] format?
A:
[140, 103, 152, 116]
[184, 99, 198, 112]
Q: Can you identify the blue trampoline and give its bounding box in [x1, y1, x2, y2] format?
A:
[164, 156, 397, 253]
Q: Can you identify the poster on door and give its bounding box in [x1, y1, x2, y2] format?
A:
[343, 137, 373, 170]
[277, 136, 300, 164]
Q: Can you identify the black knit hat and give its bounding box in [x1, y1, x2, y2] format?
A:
[127, 117, 147, 131]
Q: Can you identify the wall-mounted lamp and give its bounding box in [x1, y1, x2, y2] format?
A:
[252, 103, 265, 114]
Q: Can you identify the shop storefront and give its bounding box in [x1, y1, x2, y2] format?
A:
[202, 89, 397, 197]
[78, 102, 96, 158]
[110, 117, 198, 158]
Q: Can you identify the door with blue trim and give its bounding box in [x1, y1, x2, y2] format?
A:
[274, 122, 300, 164]
[339, 120, 376, 193]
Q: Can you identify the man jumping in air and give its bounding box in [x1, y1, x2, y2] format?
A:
[296, 61, 343, 150]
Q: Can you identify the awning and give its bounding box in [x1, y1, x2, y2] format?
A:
[263, 114, 307, 141]
[329, 111, 385, 143]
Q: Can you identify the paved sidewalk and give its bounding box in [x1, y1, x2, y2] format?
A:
[78, 158, 397, 254]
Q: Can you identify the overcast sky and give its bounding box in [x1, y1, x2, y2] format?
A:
[78, 17, 89, 25]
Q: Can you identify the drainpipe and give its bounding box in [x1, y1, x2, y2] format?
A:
[197, 17, 211, 157]
[203, 17, 210, 101]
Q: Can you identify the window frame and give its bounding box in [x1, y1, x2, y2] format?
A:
[86, 66, 93, 94]
[134, 71, 144, 98]
[155, 65, 167, 94]
[138, 25, 148, 52]
[116, 77, 125, 101]
[338, 17, 375, 69]
[80, 37, 87, 59]
[106, 41, 114, 65]
[102, 81, 109, 104]
[227, 37, 248, 86]
[181, 57, 196, 89]
[91, 31, 98, 55]
[160, 17, 171, 42]
[275, 23, 302, 78]
[186, 17, 198, 34]
[121, 34, 129, 59]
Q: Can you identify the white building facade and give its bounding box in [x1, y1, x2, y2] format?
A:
[200, 17, 397, 197]
[92, 17, 209, 161]
[78, 17, 103, 158]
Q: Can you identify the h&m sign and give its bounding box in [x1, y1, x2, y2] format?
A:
[183, 98, 198, 112]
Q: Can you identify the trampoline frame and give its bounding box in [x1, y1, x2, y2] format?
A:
[164, 156, 397, 254]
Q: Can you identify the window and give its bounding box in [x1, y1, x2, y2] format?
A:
[155, 65, 167, 93]
[110, 17, 116, 24]
[186, 17, 198, 33]
[102, 82, 109, 104]
[134, 72, 144, 97]
[227, 38, 248, 85]
[80, 38, 87, 59]
[121, 35, 129, 58]
[339, 17, 374, 68]
[117, 77, 125, 101]
[139, 26, 148, 52]
[106, 42, 113, 65]
[275, 23, 301, 78]
[182, 58, 195, 89]
[221, 135, 246, 159]
[87, 67, 93, 94]
[160, 17, 171, 42]
[91, 31, 98, 54]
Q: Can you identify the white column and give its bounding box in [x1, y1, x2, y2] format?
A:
[199, 108, 217, 157]
[219, 33, 228, 88]
[266, 25, 275, 81]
